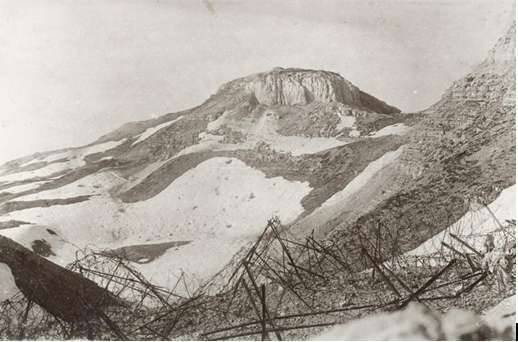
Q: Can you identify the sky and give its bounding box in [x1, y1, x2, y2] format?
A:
[0, 0, 514, 164]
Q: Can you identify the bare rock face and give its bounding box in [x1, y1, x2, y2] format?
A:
[249, 68, 359, 106]
[430, 21, 515, 109]
[218, 67, 400, 114]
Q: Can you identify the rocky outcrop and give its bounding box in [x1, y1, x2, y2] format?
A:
[429, 21, 515, 111]
[0, 235, 120, 323]
[218, 67, 400, 113]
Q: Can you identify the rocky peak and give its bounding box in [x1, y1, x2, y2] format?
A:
[426, 21, 516, 111]
[480, 21, 516, 74]
[217, 67, 400, 114]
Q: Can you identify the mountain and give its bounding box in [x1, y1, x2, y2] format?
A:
[0, 67, 409, 294]
[0, 22, 514, 339]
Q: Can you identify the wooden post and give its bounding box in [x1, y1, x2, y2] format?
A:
[269, 222, 307, 289]
[17, 300, 33, 340]
[254, 253, 313, 312]
[243, 262, 283, 340]
[227, 223, 270, 286]
[119, 262, 174, 310]
[379, 262, 414, 295]
[441, 241, 479, 271]
[449, 233, 483, 257]
[261, 284, 267, 341]
[400, 259, 457, 308]
[484, 204, 505, 231]
[242, 281, 265, 323]
[362, 248, 400, 298]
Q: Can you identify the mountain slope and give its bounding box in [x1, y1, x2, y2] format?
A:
[0, 68, 409, 292]
[0, 19, 513, 303]
[329, 21, 515, 266]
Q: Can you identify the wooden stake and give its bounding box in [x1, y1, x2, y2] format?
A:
[362, 248, 401, 298]
[261, 285, 267, 341]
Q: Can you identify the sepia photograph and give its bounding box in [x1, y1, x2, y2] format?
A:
[0, 0, 516, 340]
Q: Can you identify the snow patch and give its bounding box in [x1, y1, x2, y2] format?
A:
[127, 157, 311, 240]
[252, 110, 349, 155]
[14, 172, 124, 201]
[370, 123, 410, 137]
[407, 185, 516, 256]
[322, 148, 403, 208]
[348, 129, 361, 138]
[133, 238, 246, 295]
[0, 140, 126, 184]
[336, 114, 356, 130]
[0, 181, 47, 194]
[132, 116, 183, 146]
[20, 151, 70, 168]
[0, 162, 72, 183]
[73, 139, 127, 160]
[176, 133, 225, 157]
[0, 263, 18, 301]
[264, 136, 347, 156]
[207, 111, 230, 131]
[294, 147, 403, 238]
[173, 109, 351, 158]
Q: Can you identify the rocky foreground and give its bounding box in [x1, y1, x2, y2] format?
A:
[316, 298, 515, 340]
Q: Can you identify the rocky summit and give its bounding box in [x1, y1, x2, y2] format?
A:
[219, 67, 400, 113]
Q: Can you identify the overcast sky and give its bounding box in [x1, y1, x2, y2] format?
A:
[0, 0, 514, 164]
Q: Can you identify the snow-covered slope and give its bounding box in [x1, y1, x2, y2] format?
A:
[290, 146, 408, 239]
[407, 184, 515, 257]
[0, 157, 311, 290]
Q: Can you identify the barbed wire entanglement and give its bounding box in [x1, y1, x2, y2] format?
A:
[0, 207, 515, 340]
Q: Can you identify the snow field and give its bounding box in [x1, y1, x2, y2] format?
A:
[0, 157, 312, 290]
